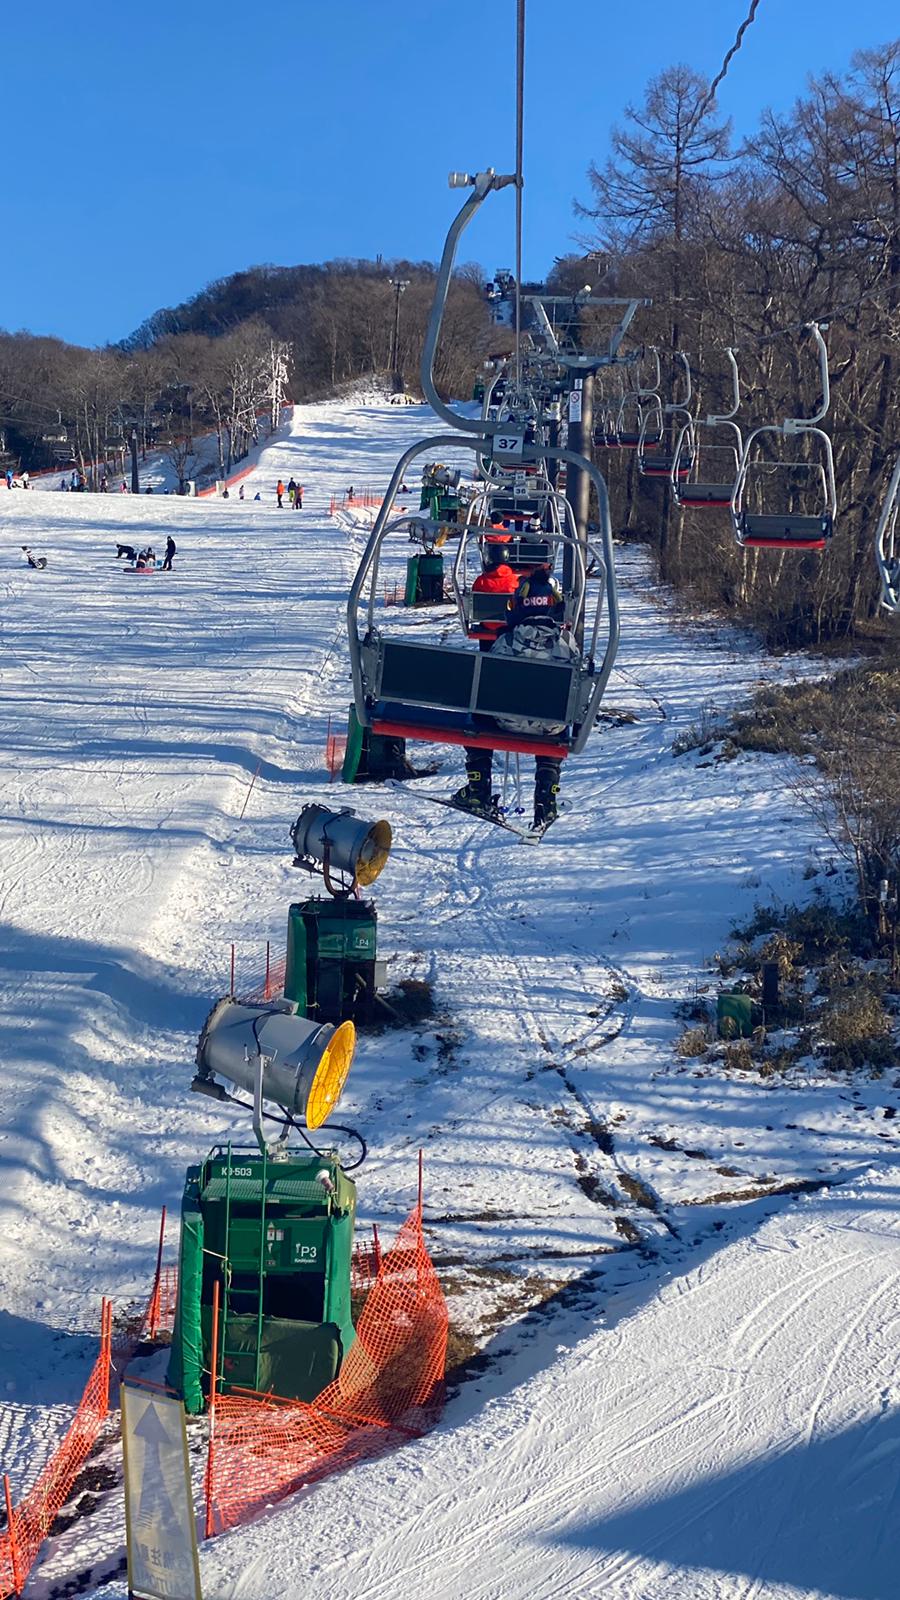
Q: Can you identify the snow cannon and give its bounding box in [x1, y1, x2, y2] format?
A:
[285, 805, 391, 1026]
[192, 997, 356, 1134]
[290, 802, 391, 892]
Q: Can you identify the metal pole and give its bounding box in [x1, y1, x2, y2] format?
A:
[514, 0, 525, 393]
[546, 409, 561, 491]
[129, 430, 139, 495]
[388, 278, 409, 394]
[565, 373, 594, 645]
[4, 1473, 22, 1595]
[205, 1278, 220, 1540]
[150, 1207, 167, 1340]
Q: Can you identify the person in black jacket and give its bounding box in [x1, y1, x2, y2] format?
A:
[505, 561, 564, 632]
[163, 536, 176, 571]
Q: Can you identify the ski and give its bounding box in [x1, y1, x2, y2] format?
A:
[387, 781, 561, 842]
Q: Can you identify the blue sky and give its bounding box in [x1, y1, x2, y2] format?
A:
[3, 0, 895, 346]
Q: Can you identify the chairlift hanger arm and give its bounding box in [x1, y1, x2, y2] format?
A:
[421, 170, 517, 437]
[706, 347, 741, 426]
[783, 323, 831, 432]
[875, 451, 900, 613]
[666, 351, 692, 412]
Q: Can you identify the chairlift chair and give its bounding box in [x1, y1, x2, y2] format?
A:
[874, 451, 900, 614]
[348, 437, 618, 762]
[454, 479, 576, 641]
[672, 349, 743, 509]
[731, 324, 837, 551]
[637, 352, 695, 480]
[345, 166, 620, 763]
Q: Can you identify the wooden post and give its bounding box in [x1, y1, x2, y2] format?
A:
[372, 1222, 382, 1274]
[4, 1473, 22, 1595]
[205, 1278, 220, 1540]
[264, 941, 271, 1000]
[229, 944, 235, 997]
[417, 1148, 424, 1218]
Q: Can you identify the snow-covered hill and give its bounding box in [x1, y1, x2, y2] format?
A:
[1, 398, 898, 1600]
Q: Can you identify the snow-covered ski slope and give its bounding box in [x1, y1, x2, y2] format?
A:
[1, 398, 898, 1600]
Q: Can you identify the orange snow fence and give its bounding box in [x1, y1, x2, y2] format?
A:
[0, 1302, 112, 1598]
[205, 1206, 447, 1535]
[324, 714, 347, 779]
[329, 487, 384, 516]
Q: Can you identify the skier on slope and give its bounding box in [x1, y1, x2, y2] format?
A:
[163, 536, 176, 571]
[276, 479, 285, 508]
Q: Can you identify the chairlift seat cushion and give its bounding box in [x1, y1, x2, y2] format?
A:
[640, 455, 693, 476]
[677, 483, 734, 505]
[489, 495, 543, 518]
[380, 642, 474, 710]
[740, 513, 832, 547]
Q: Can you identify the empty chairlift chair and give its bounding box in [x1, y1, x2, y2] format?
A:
[673, 348, 743, 510]
[638, 351, 694, 481]
[731, 323, 837, 552]
[875, 450, 900, 614]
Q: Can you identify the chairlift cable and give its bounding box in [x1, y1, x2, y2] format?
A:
[686, 0, 762, 141]
[514, 0, 525, 394]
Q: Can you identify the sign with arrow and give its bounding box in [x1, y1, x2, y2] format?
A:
[122, 1384, 202, 1600]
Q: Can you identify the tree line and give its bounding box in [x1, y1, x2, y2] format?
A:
[0, 258, 491, 481]
[569, 38, 900, 647]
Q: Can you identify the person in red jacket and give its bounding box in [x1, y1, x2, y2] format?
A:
[472, 541, 518, 650]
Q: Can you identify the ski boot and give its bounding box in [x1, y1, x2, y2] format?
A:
[533, 757, 561, 831]
[448, 784, 501, 821]
[450, 749, 497, 819]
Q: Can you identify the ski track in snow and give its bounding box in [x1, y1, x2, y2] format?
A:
[1, 397, 899, 1599]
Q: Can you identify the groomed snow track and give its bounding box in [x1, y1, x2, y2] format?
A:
[1, 397, 898, 1600]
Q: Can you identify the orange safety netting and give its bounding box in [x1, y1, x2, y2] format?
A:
[206, 1206, 448, 1534]
[0, 1214, 177, 1597]
[0, 1303, 111, 1599]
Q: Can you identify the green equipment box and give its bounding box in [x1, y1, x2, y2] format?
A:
[168, 1145, 357, 1413]
[284, 896, 378, 1024]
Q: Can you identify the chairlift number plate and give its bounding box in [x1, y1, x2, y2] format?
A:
[492, 430, 526, 461]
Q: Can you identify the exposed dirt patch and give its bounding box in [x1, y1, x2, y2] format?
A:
[49, 1465, 118, 1536]
[574, 1155, 617, 1207]
[617, 1173, 659, 1211]
[688, 1175, 834, 1206]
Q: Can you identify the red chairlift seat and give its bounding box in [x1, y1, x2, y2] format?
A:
[737, 512, 832, 551]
